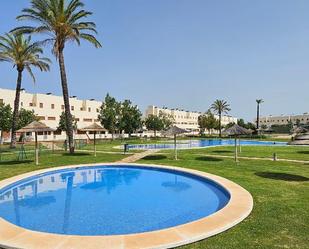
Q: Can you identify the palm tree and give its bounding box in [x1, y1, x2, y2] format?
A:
[256, 99, 264, 131]
[13, 0, 102, 153]
[0, 33, 50, 148]
[211, 99, 231, 138]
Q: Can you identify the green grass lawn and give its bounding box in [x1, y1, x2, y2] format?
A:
[0, 151, 125, 181]
[199, 145, 309, 161]
[0, 140, 308, 249]
[138, 149, 309, 249]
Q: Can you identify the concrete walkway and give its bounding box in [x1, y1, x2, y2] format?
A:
[118, 149, 161, 163]
[194, 153, 309, 164]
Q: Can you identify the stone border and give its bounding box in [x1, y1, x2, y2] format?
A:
[0, 163, 253, 249]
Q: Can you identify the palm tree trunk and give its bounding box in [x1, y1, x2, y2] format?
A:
[256, 103, 260, 131]
[219, 113, 222, 138]
[10, 70, 22, 148]
[58, 50, 74, 153]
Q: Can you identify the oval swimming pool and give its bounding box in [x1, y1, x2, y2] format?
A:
[0, 165, 230, 236]
[128, 139, 287, 150]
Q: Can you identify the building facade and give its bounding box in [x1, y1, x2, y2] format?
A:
[0, 88, 105, 142]
[145, 105, 237, 132]
[257, 113, 309, 127]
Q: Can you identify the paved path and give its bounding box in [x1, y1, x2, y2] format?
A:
[194, 153, 309, 164]
[118, 149, 161, 163]
[76, 149, 134, 155]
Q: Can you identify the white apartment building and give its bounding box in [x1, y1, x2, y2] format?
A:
[145, 105, 237, 132]
[257, 113, 309, 127]
[0, 88, 106, 142]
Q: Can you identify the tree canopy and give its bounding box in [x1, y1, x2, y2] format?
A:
[198, 110, 219, 134]
[119, 100, 143, 136]
[58, 112, 77, 132]
[0, 103, 12, 142]
[16, 109, 38, 130]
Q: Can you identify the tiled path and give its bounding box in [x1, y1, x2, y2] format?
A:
[194, 153, 309, 164]
[118, 149, 161, 163]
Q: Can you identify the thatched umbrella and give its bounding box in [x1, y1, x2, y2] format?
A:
[162, 126, 188, 160]
[223, 124, 252, 162]
[291, 126, 308, 135]
[79, 123, 107, 157]
[289, 132, 309, 145]
[17, 121, 54, 165]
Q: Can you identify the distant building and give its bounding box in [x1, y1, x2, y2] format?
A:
[145, 105, 237, 132]
[256, 113, 309, 127]
[0, 88, 106, 141]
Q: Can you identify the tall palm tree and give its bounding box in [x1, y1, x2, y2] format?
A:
[13, 0, 102, 153]
[211, 99, 231, 138]
[0, 33, 50, 148]
[256, 99, 264, 131]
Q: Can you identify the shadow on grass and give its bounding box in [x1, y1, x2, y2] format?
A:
[297, 151, 309, 154]
[142, 155, 167, 160]
[255, 172, 309, 182]
[0, 160, 33, 166]
[62, 152, 91, 157]
[211, 150, 232, 154]
[195, 156, 223, 162]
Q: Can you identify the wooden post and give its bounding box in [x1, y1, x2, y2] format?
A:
[234, 136, 238, 163]
[35, 132, 39, 165]
[238, 138, 242, 153]
[174, 134, 177, 160]
[94, 132, 97, 157]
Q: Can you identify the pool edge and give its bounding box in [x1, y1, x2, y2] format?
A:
[0, 162, 253, 249]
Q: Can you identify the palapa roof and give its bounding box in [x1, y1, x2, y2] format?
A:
[288, 132, 309, 145]
[223, 124, 252, 136]
[79, 123, 107, 132]
[291, 126, 308, 134]
[162, 126, 188, 136]
[17, 121, 55, 133]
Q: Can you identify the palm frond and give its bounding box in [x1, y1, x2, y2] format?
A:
[80, 33, 102, 48]
[25, 65, 36, 83]
[14, 0, 101, 53]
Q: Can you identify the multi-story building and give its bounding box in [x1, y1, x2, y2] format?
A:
[0, 88, 105, 141]
[145, 105, 237, 132]
[256, 113, 309, 127]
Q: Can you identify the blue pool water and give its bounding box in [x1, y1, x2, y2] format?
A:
[128, 139, 287, 150]
[0, 165, 230, 236]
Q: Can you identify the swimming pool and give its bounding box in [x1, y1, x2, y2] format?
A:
[128, 139, 287, 150]
[0, 165, 230, 236]
[0, 163, 253, 249]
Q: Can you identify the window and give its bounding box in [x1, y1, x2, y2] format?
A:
[54, 130, 62, 135]
[40, 103, 43, 108]
[71, 106, 74, 111]
[0, 99, 3, 104]
[48, 117, 56, 121]
[96, 108, 99, 113]
[83, 118, 92, 122]
[88, 107, 91, 112]
[51, 104, 55, 109]
[20, 102, 23, 107]
[37, 116, 45, 121]
[80, 107, 84, 111]
[61, 105, 64, 110]
[29, 103, 33, 107]
[75, 118, 80, 121]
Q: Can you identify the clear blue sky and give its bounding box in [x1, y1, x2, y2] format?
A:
[0, 0, 308, 121]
